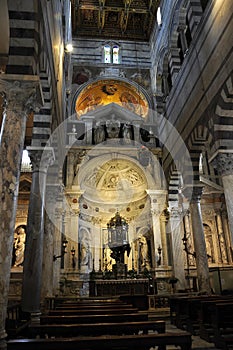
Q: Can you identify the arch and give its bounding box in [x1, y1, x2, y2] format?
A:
[185, 124, 214, 186]
[210, 74, 233, 157]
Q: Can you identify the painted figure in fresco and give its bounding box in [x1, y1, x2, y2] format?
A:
[14, 227, 26, 267]
[120, 91, 137, 112]
[102, 84, 117, 96]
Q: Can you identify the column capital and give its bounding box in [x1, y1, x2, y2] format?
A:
[0, 75, 43, 114]
[212, 152, 233, 176]
[169, 207, 183, 219]
[27, 147, 55, 173]
[191, 186, 203, 203]
[146, 189, 167, 202]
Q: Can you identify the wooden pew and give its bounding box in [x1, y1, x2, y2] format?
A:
[169, 294, 230, 334]
[51, 298, 125, 308]
[40, 312, 148, 324]
[199, 297, 233, 342]
[55, 303, 133, 310]
[48, 307, 138, 315]
[6, 303, 30, 337]
[211, 302, 233, 350]
[28, 320, 166, 338]
[7, 332, 192, 350]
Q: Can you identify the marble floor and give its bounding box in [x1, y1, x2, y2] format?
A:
[165, 321, 221, 350]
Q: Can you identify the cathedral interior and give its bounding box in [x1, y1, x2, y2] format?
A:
[0, 0, 233, 348]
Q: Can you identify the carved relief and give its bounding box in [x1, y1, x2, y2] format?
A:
[73, 150, 87, 185]
[212, 153, 233, 176]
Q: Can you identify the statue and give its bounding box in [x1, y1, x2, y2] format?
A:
[106, 119, 121, 139]
[122, 123, 132, 143]
[72, 150, 86, 185]
[14, 227, 26, 267]
[94, 122, 105, 144]
[79, 228, 92, 271]
[138, 235, 150, 269]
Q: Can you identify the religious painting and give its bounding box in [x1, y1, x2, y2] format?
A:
[75, 79, 149, 118]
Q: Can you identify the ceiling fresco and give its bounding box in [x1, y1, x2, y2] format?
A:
[71, 0, 160, 41]
[75, 79, 149, 118]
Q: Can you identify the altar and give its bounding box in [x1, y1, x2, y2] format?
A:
[89, 278, 149, 297]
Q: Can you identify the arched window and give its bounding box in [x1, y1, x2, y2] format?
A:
[104, 44, 111, 63]
[103, 42, 120, 64]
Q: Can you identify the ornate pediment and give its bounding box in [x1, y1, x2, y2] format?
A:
[81, 102, 144, 123]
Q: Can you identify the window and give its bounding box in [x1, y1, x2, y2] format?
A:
[103, 42, 120, 64]
[157, 6, 162, 26]
[104, 44, 111, 63]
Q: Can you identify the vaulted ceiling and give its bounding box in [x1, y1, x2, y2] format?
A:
[71, 0, 160, 41]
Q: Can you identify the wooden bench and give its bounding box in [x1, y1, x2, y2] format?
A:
[51, 298, 125, 308]
[210, 302, 233, 350]
[48, 307, 138, 315]
[199, 297, 233, 342]
[28, 320, 166, 338]
[55, 303, 133, 310]
[169, 294, 231, 334]
[6, 303, 30, 337]
[7, 332, 192, 350]
[40, 312, 148, 324]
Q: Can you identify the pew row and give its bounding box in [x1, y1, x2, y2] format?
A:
[28, 320, 166, 338]
[54, 303, 133, 310]
[48, 307, 139, 315]
[40, 312, 148, 324]
[7, 332, 192, 350]
[211, 302, 233, 350]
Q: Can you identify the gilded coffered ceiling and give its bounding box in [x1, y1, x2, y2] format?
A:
[71, 0, 160, 41]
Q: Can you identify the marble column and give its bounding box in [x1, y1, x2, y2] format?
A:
[213, 153, 233, 248]
[146, 190, 167, 267]
[169, 207, 186, 290]
[160, 210, 169, 267]
[53, 207, 65, 294]
[0, 76, 41, 349]
[41, 184, 61, 302]
[21, 147, 54, 323]
[189, 187, 211, 294]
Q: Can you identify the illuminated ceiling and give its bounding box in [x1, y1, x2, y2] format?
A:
[71, 0, 160, 41]
[75, 79, 149, 118]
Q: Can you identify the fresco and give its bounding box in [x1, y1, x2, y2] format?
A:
[75, 79, 149, 118]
